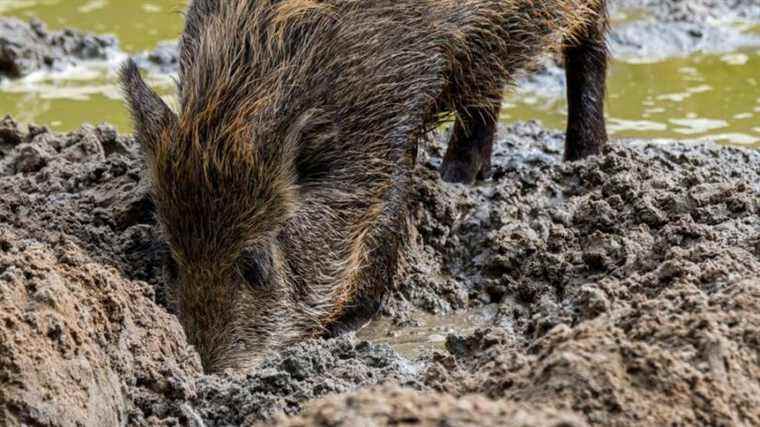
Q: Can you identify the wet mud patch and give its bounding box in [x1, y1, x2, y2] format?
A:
[1, 114, 758, 425]
[398, 121, 759, 329]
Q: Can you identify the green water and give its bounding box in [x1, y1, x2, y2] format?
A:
[505, 50, 760, 147]
[1, 0, 759, 149]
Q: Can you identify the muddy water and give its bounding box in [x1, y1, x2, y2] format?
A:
[507, 49, 760, 147]
[2, 0, 760, 149]
[356, 306, 499, 359]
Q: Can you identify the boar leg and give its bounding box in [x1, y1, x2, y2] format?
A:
[563, 16, 608, 161]
[439, 86, 502, 184]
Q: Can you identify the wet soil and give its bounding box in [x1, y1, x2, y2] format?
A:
[0, 18, 116, 78]
[607, 0, 760, 61]
[1, 113, 758, 426]
[262, 385, 587, 427]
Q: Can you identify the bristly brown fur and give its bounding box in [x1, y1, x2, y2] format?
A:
[122, 0, 608, 372]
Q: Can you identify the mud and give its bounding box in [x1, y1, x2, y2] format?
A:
[0, 17, 174, 80]
[262, 386, 587, 427]
[611, 0, 760, 59]
[611, 0, 760, 22]
[0, 18, 117, 78]
[1, 111, 758, 426]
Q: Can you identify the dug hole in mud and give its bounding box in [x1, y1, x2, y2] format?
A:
[2, 0, 760, 425]
[1, 113, 758, 426]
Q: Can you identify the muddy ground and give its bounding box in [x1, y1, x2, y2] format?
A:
[2, 0, 760, 426]
[2, 115, 758, 426]
[0, 18, 116, 78]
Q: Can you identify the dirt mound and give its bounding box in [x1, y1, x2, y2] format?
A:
[0, 116, 197, 426]
[186, 339, 419, 425]
[262, 385, 587, 427]
[0, 107, 758, 425]
[427, 277, 760, 425]
[0, 226, 200, 426]
[409, 123, 760, 425]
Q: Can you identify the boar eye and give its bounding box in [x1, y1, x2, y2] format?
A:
[238, 247, 272, 288]
[163, 253, 179, 282]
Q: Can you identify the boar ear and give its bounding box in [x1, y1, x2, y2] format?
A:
[120, 59, 177, 156]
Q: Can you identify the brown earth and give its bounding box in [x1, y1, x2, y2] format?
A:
[262, 386, 587, 427]
[0, 113, 758, 426]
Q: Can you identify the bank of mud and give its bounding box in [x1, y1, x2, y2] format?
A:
[0, 18, 116, 78]
[1, 113, 758, 425]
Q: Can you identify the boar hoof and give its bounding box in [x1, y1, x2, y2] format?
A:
[440, 158, 479, 184]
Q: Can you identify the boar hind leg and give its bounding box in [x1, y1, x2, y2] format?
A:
[563, 11, 609, 161]
[439, 86, 501, 184]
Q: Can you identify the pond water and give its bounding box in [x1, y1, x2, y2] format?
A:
[1, 0, 759, 150]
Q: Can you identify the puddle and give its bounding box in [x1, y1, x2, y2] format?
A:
[504, 49, 760, 148]
[356, 306, 499, 359]
[0, 65, 175, 131]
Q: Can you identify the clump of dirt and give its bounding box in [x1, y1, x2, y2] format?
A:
[394, 120, 760, 317]
[139, 41, 179, 74]
[0, 116, 202, 426]
[407, 121, 759, 425]
[126, 336, 420, 425]
[427, 276, 760, 425]
[185, 338, 419, 425]
[261, 385, 587, 427]
[0, 18, 117, 78]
